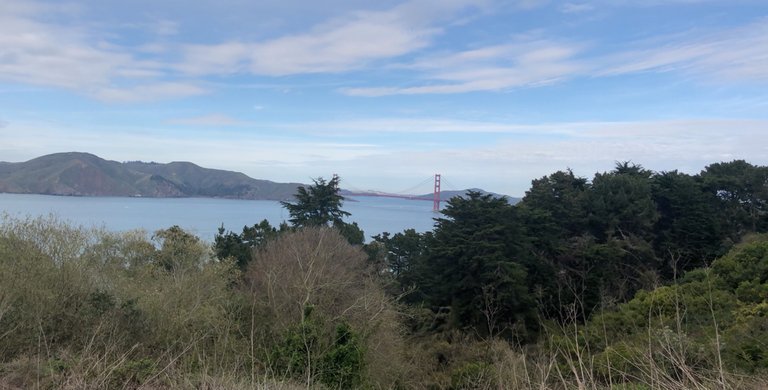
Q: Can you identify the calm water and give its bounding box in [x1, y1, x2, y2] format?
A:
[0, 193, 438, 241]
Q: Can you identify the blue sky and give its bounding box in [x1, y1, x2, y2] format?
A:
[1, 0, 767, 196]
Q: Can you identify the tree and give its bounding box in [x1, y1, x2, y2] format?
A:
[368, 229, 430, 298]
[281, 176, 364, 245]
[520, 169, 590, 240]
[518, 169, 590, 261]
[370, 229, 426, 278]
[651, 170, 724, 273]
[281, 176, 350, 228]
[244, 227, 405, 387]
[701, 160, 768, 238]
[152, 225, 209, 272]
[213, 219, 282, 269]
[416, 192, 540, 339]
[587, 162, 658, 242]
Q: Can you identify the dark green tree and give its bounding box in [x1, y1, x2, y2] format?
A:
[651, 170, 724, 274]
[280, 176, 364, 245]
[370, 229, 426, 279]
[213, 219, 281, 269]
[701, 160, 768, 238]
[418, 192, 540, 339]
[587, 162, 658, 242]
[521, 163, 659, 318]
[368, 229, 430, 298]
[518, 169, 590, 260]
[281, 176, 350, 228]
[319, 322, 365, 389]
[581, 164, 660, 303]
[521, 169, 590, 238]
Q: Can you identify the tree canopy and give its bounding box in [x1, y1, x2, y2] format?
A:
[280, 176, 364, 245]
[280, 176, 350, 228]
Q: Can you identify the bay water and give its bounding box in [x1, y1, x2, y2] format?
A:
[0, 193, 438, 241]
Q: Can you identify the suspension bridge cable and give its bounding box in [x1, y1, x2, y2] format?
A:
[393, 176, 435, 195]
[441, 177, 464, 192]
[339, 179, 368, 193]
[339, 175, 442, 197]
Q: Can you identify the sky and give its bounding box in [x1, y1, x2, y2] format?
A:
[1, 0, 767, 196]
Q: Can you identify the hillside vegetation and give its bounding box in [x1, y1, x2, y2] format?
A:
[0, 152, 303, 200]
[1, 160, 768, 389]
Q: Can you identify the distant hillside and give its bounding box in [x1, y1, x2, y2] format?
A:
[413, 188, 519, 204]
[340, 188, 518, 204]
[0, 152, 304, 200]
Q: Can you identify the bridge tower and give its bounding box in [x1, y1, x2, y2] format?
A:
[433, 174, 441, 212]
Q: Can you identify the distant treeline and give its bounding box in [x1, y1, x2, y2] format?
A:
[2, 160, 768, 389]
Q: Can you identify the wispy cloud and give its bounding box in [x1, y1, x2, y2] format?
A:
[151, 20, 179, 36]
[92, 83, 207, 103]
[177, 0, 488, 76]
[0, 0, 496, 100]
[560, 3, 595, 13]
[0, 0, 765, 104]
[599, 18, 768, 82]
[343, 17, 768, 96]
[167, 114, 247, 126]
[342, 38, 585, 96]
[0, 0, 202, 102]
[275, 117, 574, 135]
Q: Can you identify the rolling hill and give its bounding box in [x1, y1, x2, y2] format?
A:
[0, 152, 304, 200]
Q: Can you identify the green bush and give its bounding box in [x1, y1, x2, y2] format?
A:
[320, 323, 364, 389]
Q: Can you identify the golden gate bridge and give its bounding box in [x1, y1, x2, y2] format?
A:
[341, 174, 451, 212]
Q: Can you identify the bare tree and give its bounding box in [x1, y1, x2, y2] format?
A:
[244, 227, 406, 387]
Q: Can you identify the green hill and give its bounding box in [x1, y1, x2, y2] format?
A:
[0, 152, 303, 200]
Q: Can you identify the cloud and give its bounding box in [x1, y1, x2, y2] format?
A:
[177, 0, 487, 76]
[342, 39, 585, 96]
[0, 0, 202, 102]
[0, 12, 126, 89]
[275, 117, 575, 135]
[2, 0, 766, 104]
[342, 18, 768, 96]
[513, 0, 550, 9]
[152, 20, 179, 36]
[92, 82, 207, 103]
[606, 0, 753, 6]
[0, 119, 7, 128]
[168, 114, 247, 126]
[0, 0, 494, 99]
[599, 18, 768, 82]
[560, 3, 595, 13]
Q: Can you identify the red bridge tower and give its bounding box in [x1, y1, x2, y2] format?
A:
[433, 174, 441, 212]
